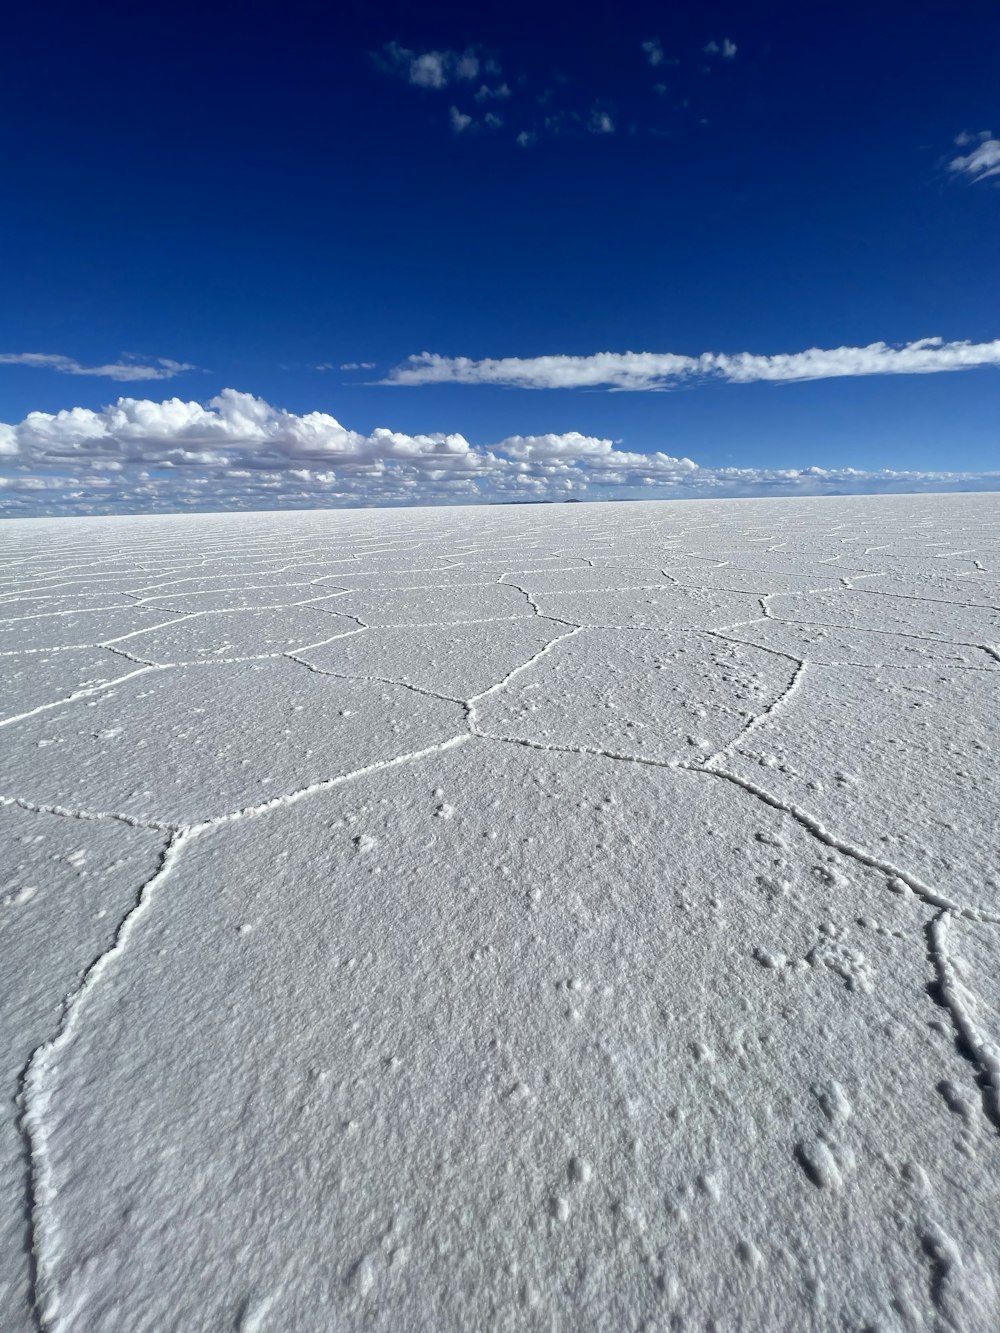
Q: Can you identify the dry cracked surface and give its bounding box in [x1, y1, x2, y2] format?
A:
[1, 492, 999, 1331]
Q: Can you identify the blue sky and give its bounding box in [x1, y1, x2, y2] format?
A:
[1, 0, 998, 514]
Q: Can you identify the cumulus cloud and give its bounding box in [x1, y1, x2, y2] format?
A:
[449, 105, 473, 134]
[949, 132, 1000, 184]
[641, 37, 665, 67]
[474, 82, 510, 102]
[0, 352, 197, 382]
[379, 42, 485, 89]
[381, 337, 1000, 391]
[588, 108, 615, 135]
[704, 38, 737, 60]
[2, 388, 998, 516]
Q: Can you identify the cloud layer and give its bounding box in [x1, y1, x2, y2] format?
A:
[381, 337, 1000, 390]
[0, 352, 197, 382]
[2, 389, 997, 516]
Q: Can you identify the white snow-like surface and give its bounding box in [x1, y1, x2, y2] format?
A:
[1, 493, 999, 1331]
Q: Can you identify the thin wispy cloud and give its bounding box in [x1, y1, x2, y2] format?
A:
[2, 388, 996, 515]
[949, 131, 1000, 183]
[338, 361, 377, 371]
[381, 337, 1000, 391]
[0, 352, 197, 382]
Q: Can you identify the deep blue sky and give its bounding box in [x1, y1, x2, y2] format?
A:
[1, 0, 998, 511]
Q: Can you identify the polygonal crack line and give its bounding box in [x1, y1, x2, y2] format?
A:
[0, 794, 174, 835]
[101, 643, 161, 666]
[495, 563, 590, 585]
[663, 571, 850, 601]
[17, 829, 183, 1332]
[507, 580, 683, 598]
[927, 911, 1000, 1131]
[705, 627, 999, 674]
[117, 593, 351, 618]
[843, 581, 1000, 613]
[464, 625, 584, 708]
[698, 765, 999, 925]
[700, 658, 807, 771]
[312, 577, 501, 594]
[0, 663, 162, 731]
[282, 653, 465, 707]
[765, 611, 992, 655]
[468, 722, 687, 771]
[705, 626, 804, 667]
[0, 603, 141, 624]
[297, 613, 554, 632]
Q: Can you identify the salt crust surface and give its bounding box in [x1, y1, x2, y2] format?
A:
[1, 493, 998, 1330]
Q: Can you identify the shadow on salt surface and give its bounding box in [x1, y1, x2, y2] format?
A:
[474, 627, 794, 764]
[32, 742, 999, 1331]
[0, 804, 162, 1324]
[0, 659, 465, 824]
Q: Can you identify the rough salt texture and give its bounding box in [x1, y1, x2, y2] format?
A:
[1, 492, 998, 1332]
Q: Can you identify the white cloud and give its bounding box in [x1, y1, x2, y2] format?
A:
[516, 130, 537, 148]
[449, 105, 473, 134]
[949, 132, 1000, 183]
[588, 108, 615, 135]
[641, 37, 664, 67]
[379, 42, 486, 90]
[0, 352, 197, 382]
[484, 111, 503, 130]
[2, 388, 998, 516]
[704, 38, 737, 60]
[382, 337, 1000, 390]
[338, 362, 377, 371]
[474, 82, 510, 102]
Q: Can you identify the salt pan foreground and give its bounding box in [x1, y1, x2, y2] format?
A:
[1, 493, 998, 1331]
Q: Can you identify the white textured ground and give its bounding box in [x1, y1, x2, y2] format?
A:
[1, 493, 999, 1332]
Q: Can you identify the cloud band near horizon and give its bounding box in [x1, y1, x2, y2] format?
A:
[380, 336, 1000, 390]
[2, 388, 999, 516]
